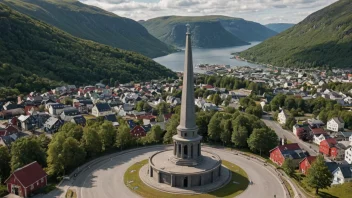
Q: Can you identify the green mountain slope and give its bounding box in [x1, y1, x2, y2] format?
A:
[241, 0, 352, 68]
[219, 18, 277, 41]
[265, 23, 295, 33]
[0, 3, 175, 93]
[140, 15, 277, 47]
[1, 0, 174, 58]
[140, 16, 249, 48]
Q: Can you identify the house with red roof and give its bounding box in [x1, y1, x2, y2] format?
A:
[299, 156, 317, 175]
[319, 139, 339, 159]
[320, 139, 348, 160]
[5, 161, 47, 198]
[269, 143, 306, 168]
[130, 125, 146, 137]
[311, 128, 329, 145]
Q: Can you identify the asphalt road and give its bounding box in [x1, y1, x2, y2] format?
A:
[261, 116, 319, 156]
[58, 145, 286, 198]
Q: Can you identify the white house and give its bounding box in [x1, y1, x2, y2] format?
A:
[327, 117, 345, 132]
[202, 103, 218, 111]
[332, 165, 352, 185]
[91, 103, 112, 117]
[278, 110, 288, 125]
[345, 147, 352, 164]
[313, 134, 329, 145]
[195, 97, 206, 108]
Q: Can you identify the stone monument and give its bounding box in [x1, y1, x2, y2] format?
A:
[141, 25, 229, 192]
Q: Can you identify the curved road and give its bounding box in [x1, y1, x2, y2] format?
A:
[59, 146, 286, 198]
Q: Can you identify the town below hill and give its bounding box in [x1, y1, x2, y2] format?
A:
[0, 66, 352, 197]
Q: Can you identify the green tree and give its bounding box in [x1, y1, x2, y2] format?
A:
[0, 146, 11, 182]
[208, 112, 222, 142]
[231, 125, 248, 148]
[247, 128, 278, 156]
[285, 115, 297, 130]
[305, 155, 333, 194]
[239, 97, 255, 108]
[143, 102, 152, 112]
[146, 125, 163, 144]
[61, 137, 86, 172]
[116, 124, 133, 150]
[37, 133, 51, 151]
[284, 96, 297, 110]
[81, 127, 102, 157]
[98, 121, 117, 151]
[163, 114, 180, 143]
[58, 123, 83, 141]
[196, 111, 213, 140]
[156, 102, 170, 115]
[282, 158, 295, 176]
[245, 105, 263, 118]
[136, 101, 145, 112]
[47, 132, 86, 176]
[212, 93, 221, 106]
[220, 119, 232, 145]
[270, 94, 286, 111]
[11, 138, 46, 171]
[47, 133, 65, 176]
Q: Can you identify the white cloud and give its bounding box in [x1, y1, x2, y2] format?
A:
[79, 0, 338, 24]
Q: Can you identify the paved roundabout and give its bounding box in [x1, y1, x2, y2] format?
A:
[63, 145, 287, 198]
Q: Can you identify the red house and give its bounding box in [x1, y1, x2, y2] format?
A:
[130, 125, 146, 137]
[0, 125, 19, 137]
[319, 139, 338, 158]
[5, 161, 47, 198]
[269, 143, 306, 167]
[299, 156, 317, 175]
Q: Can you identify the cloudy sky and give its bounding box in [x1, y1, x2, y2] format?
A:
[79, 0, 338, 24]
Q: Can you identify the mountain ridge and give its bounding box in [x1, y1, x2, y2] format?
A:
[265, 23, 295, 33]
[141, 15, 250, 48]
[2, 0, 174, 58]
[240, 0, 352, 68]
[0, 3, 176, 93]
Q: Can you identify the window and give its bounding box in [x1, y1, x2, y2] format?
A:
[31, 185, 34, 190]
[37, 181, 39, 185]
[41, 178, 44, 183]
[184, 133, 187, 137]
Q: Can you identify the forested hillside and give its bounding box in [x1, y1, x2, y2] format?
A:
[265, 23, 295, 33]
[140, 16, 249, 48]
[241, 0, 352, 68]
[0, 4, 176, 93]
[2, 0, 174, 58]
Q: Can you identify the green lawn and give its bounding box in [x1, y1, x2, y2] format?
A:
[282, 178, 295, 198]
[292, 173, 352, 198]
[124, 159, 249, 198]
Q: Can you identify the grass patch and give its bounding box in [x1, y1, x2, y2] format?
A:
[124, 159, 249, 198]
[41, 183, 57, 194]
[282, 179, 294, 198]
[0, 185, 8, 197]
[65, 189, 77, 198]
[291, 173, 352, 198]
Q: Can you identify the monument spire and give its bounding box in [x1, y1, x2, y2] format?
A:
[178, 24, 198, 132]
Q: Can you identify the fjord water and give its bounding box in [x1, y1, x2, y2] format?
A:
[154, 42, 262, 72]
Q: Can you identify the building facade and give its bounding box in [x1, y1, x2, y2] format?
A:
[327, 117, 345, 132]
[5, 161, 47, 198]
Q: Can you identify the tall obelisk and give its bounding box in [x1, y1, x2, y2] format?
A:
[171, 24, 202, 166]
